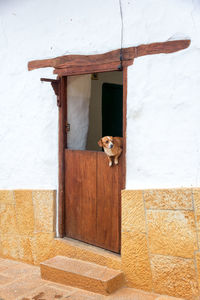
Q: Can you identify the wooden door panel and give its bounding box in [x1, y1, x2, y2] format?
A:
[65, 149, 122, 253]
[65, 150, 97, 243]
[96, 152, 121, 252]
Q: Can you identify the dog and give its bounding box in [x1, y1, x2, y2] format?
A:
[98, 136, 123, 167]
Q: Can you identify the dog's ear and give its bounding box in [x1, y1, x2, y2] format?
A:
[98, 138, 103, 147]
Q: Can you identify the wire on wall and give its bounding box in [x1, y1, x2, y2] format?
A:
[119, 0, 124, 64]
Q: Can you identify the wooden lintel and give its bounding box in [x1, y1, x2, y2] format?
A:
[121, 59, 134, 68]
[54, 61, 122, 76]
[28, 39, 190, 72]
[28, 49, 120, 71]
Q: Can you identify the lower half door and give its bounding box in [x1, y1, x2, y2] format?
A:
[65, 149, 122, 253]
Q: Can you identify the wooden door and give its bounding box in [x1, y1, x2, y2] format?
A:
[65, 149, 123, 253]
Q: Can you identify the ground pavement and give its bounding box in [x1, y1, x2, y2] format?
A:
[0, 258, 183, 300]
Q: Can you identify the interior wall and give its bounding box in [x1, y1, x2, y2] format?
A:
[67, 75, 91, 150]
[86, 71, 123, 151]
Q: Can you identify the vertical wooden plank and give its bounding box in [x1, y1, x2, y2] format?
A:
[118, 67, 128, 251]
[65, 77, 68, 148]
[58, 76, 67, 237]
[122, 67, 127, 189]
[65, 150, 97, 243]
[65, 150, 81, 239]
[96, 152, 121, 253]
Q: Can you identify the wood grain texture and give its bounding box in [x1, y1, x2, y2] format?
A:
[65, 150, 97, 243]
[53, 62, 121, 76]
[28, 49, 120, 71]
[122, 67, 127, 190]
[58, 76, 67, 237]
[96, 152, 122, 253]
[65, 149, 123, 253]
[28, 40, 190, 71]
[134, 40, 190, 57]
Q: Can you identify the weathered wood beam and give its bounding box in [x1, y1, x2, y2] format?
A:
[53, 61, 122, 76]
[123, 39, 191, 59]
[28, 49, 120, 71]
[28, 39, 190, 71]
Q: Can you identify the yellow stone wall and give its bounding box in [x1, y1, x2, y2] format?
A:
[0, 190, 56, 264]
[1, 188, 200, 299]
[122, 188, 200, 299]
[0, 189, 121, 269]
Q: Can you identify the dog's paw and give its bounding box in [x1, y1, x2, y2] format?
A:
[109, 161, 113, 167]
[114, 159, 118, 165]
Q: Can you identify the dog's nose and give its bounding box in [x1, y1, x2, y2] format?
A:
[109, 144, 113, 149]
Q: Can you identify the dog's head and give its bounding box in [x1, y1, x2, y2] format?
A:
[98, 136, 114, 149]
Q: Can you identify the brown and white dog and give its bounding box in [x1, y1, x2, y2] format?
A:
[98, 136, 123, 167]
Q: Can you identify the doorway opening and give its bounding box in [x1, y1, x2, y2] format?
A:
[66, 71, 123, 152]
[64, 70, 124, 253]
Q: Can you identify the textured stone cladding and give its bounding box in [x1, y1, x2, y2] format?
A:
[2, 189, 200, 299]
[0, 190, 56, 264]
[0, 190, 121, 271]
[122, 188, 200, 299]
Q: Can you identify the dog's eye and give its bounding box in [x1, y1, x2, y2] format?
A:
[106, 141, 109, 144]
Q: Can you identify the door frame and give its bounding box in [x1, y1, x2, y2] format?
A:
[58, 66, 128, 239]
[27, 39, 191, 239]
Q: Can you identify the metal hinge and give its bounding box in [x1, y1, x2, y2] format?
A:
[66, 122, 70, 132]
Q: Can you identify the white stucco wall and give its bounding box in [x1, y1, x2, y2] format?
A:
[0, 0, 121, 189]
[122, 0, 200, 189]
[0, 0, 200, 189]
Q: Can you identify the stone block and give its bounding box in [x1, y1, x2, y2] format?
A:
[147, 210, 197, 258]
[1, 261, 39, 278]
[0, 273, 15, 285]
[51, 238, 122, 271]
[32, 190, 56, 233]
[74, 245, 122, 271]
[156, 297, 185, 300]
[197, 231, 200, 249]
[51, 238, 77, 259]
[18, 236, 34, 264]
[0, 204, 17, 234]
[14, 190, 34, 236]
[112, 288, 158, 300]
[31, 232, 55, 264]
[193, 188, 200, 231]
[195, 251, 200, 291]
[121, 231, 152, 291]
[144, 189, 193, 210]
[0, 234, 19, 259]
[0, 190, 14, 204]
[41, 256, 124, 295]
[122, 190, 146, 233]
[151, 254, 198, 299]
[0, 273, 44, 300]
[19, 285, 74, 300]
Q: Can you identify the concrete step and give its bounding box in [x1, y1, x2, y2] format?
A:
[40, 255, 124, 295]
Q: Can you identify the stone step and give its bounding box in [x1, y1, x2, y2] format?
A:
[40, 256, 124, 295]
